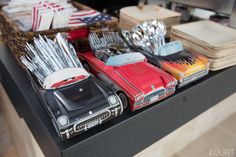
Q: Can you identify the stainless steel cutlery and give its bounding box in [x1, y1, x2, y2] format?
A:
[21, 33, 82, 85]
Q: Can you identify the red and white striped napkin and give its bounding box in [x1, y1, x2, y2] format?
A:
[32, 1, 76, 31]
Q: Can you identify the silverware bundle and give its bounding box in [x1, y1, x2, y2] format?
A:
[20, 33, 82, 86]
[121, 20, 167, 55]
[89, 28, 129, 62]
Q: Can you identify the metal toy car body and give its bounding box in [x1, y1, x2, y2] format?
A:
[22, 33, 123, 141]
[30, 67, 123, 141]
[78, 51, 177, 111]
[121, 25, 209, 87]
[139, 41, 209, 87]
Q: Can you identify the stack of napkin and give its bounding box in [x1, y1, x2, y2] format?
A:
[3, 0, 75, 31]
[0, 0, 9, 6]
[171, 20, 236, 71]
[119, 5, 181, 37]
[32, 1, 76, 31]
[3, 0, 113, 32]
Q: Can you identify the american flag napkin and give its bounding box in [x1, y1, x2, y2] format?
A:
[67, 10, 113, 27]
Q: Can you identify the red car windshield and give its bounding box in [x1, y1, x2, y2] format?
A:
[106, 52, 146, 67]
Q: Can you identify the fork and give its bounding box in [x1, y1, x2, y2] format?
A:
[102, 28, 129, 53]
[89, 32, 105, 50]
[89, 32, 113, 60]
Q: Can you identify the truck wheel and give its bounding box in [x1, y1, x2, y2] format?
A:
[83, 62, 90, 72]
[118, 92, 128, 109]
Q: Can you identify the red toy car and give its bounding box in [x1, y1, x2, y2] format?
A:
[78, 51, 177, 111]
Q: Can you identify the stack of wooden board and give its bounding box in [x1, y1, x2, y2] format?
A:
[119, 5, 181, 37]
[171, 20, 236, 71]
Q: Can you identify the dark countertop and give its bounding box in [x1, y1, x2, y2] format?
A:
[1, 45, 236, 157]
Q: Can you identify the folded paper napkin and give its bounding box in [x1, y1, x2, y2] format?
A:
[3, 0, 113, 32]
[3, 0, 77, 31]
[67, 10, 113, 27]
[3, 0, 67, 14]
[32, 1, 76, 31]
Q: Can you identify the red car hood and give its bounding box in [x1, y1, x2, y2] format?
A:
[114, 62, 164, 93]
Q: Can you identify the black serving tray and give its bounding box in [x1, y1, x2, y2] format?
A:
[1, 45, 236, 157]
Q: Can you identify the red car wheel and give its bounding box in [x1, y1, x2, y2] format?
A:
[118, 92, 128, 109]
[83, 62, 90, 72]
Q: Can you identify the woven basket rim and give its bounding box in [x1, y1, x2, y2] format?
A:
[0, 1, 118, 36]
[0, 1, 118, 69]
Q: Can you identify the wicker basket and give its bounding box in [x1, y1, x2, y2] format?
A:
[0, 1, 118, 64]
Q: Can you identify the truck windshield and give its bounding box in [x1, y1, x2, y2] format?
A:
[106, 52, 145, 67]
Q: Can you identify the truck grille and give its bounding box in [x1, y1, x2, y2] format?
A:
[75, 111, 111, 132]
[166, 87, 174, 93]
[183, 69, 208, 83]
[144, 89, 165, 102]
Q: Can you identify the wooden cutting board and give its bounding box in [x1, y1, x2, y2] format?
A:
[172, 21, 236, 50]
[120, 5, 181, 22]
[119, 5, 181, 36]
[171, 33, 236, 58]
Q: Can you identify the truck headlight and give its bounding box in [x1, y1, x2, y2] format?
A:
[57, 115, 69, 127]
[179, 72, 185, 78]
[108, 95, 118, 105]
[135, 94, 144, 101]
